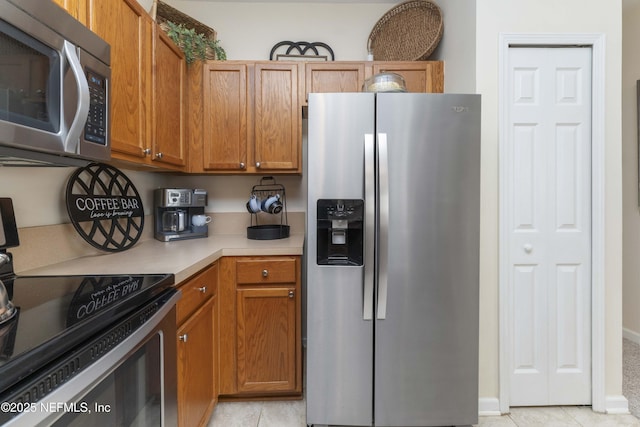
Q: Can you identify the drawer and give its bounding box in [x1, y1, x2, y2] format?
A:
[236, 258, 297, 285]
[176, 263, 217, 325]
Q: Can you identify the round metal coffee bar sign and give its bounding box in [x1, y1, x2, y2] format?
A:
[66, 163, 144, 252]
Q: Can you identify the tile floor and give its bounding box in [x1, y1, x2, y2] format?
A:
[207, 400, 640, 427]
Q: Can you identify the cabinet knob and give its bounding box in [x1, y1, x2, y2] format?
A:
[262, 269, 269, 278]
[240, 162, 246, 169]
[256, 162, 261, 168]
[197, 286, 207, 293]
[155, 152, 164, 159]
[143, 148, 151, 155]
[288, 290, 295, 299]
[179, 334, 188, 342]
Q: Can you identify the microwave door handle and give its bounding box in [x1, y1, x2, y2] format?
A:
[62, 41, 90, 154]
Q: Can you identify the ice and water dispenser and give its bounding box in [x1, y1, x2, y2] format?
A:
[316, 199, 364, 266]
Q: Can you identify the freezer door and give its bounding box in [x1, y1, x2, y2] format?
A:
[306, 93, 375, 426]
[374, 93, 481, 426]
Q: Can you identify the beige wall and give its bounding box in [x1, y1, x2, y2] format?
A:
[623, 0, 640, 339]
[476, 0, 623, 408]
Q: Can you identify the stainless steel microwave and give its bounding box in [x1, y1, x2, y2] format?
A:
[0, 0, 111, 166]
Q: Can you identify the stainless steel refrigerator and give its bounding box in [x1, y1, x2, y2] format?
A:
[305, 92, 481, 427]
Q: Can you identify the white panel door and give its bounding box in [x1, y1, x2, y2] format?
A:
[507, 47, 592, 406]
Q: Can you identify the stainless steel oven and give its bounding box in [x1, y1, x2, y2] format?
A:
[0, 0, 111, 166]
[0, 275, 179, 427]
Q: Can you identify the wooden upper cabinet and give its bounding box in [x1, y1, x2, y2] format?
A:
[202, 62, 248, 171]
[194, 60, 442, 175]
[197, 61, 301, 174]
[86, 0, 152, 161]
[151, 28, 187, 168]
[253, 62, 300, 172]
[305, 62, 369, 101]
[372, 61, 444, 93]
[52, 0, 87, 24]
[304, 61, 444, 104]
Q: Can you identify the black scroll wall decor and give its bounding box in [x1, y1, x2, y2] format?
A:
[270, 41, 335, 61]
[65, 163, 145, 252]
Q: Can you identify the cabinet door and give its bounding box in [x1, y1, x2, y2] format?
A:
[52, 0, 87, 24]
[304, 62, 369, 102]
[87, 0, 151, 159]
[202, 62, 248, 171]
[373, 61, 444, 93]
[236, 287, 297, 393]
[253, 62, 300, 172]
[152, 28, 187, 169]
[177, 297, 216, 427]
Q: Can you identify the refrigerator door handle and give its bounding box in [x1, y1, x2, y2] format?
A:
[363, 133, 375, 321]
[377, 133, 389, 319]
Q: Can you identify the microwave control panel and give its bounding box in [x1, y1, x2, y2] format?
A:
[84, 69, 107, 146]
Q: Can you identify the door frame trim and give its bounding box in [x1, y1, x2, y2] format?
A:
[498, 33, 606, 413]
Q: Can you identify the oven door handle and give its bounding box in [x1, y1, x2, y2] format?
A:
[5, 290, 181, 427]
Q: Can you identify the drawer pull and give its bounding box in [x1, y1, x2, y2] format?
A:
[262, 269, 269, 278]
[288, 290, 294, 298]
[197, 286, 207, 293]
[179, 334, 188, 343]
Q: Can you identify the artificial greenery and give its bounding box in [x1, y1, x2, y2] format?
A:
[163, 21, 227, 64]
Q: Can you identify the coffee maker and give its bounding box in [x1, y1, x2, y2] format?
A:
[154, 188, 208, 242]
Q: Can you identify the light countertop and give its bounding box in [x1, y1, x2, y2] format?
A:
[21, 232, 305, 284]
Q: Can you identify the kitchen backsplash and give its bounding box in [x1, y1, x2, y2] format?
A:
[10, 212, 305, 274]
[2, 162, 306, 273]
[0, 167, 305, 228]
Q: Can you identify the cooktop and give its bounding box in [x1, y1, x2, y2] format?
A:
[0, 273, 174, 393]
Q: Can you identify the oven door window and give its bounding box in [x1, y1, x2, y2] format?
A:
[0, 19, 61, 133]
[52, 333, 163, 427]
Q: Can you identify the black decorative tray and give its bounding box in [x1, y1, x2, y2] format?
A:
[247, 224, 290, 240]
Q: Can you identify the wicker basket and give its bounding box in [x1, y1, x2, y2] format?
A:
[152, 0, 217, 41]
[151, 0, 218, 59]
[367, 0, 443, 61]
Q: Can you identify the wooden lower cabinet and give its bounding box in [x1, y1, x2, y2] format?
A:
[219, 256, 302, 398]
[176, 263, 218, 427]
[236, 287, 297, 393]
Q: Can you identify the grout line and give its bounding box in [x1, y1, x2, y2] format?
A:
[256, 405, 263, 427]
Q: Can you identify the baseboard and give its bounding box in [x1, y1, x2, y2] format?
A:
[605, 395, 630, 414]
[477, 396, 626, 416]
[478, 397, 501, 416]
[623, 327, 640, 345]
